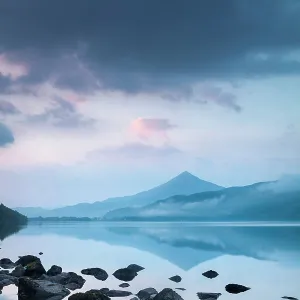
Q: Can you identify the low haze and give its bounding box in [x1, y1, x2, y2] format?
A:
[0, 0, 300, 207]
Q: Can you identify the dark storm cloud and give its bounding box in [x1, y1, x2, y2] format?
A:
[0, 0, 300, 95]
[0, 122, 15, 146]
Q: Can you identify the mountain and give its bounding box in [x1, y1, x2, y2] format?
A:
[15, 171, 223, 218]
[0, 203, 27, 240]
[103, 178, 300, 221]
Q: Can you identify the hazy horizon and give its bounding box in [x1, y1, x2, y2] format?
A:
[1, 0, 300, 207]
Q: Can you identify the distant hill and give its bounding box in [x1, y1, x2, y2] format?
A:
[103, 178, 300, 221]
[0, 203, 27, 240]
[15, 171, 223, 218]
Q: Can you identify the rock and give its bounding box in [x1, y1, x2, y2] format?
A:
[197, 293, 222, 300]
[113, 268, 137, 282]
[127, 264, 145, 273]
[11, 265, 25, 277]
[18, 277, 70, 300]
[202, 270, 219, 279]
[169, 275, 182, 283]
[47, 265, 63, 276]
[16, 255, 41, 267]
[225, 284, 250, 294]
[69, 290, 110, 300]
[0, 270, 9, 275]
[24, 260, 46, 279]
[282, 297, 298, 300]
[0, 274, 18, 286]
[105, 290, 132, 297]
[40, 272, 85, 290]
[130, 298, 139, 300]
[175, 288, 186, 291]
[153, 288, 183, 300]
[39, 252, 43, 255]
[99, 288, 109, 294]
[137, 288, 158, 300]
[0, 258, 15, 269]
[81, 268, 108, 281]
[119, 283, 130, 288]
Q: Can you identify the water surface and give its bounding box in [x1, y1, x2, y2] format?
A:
[1, 222, 300, 300]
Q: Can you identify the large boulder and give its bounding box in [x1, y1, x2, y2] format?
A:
[40, 272, 85, 290]
[16, 255, 41, 267]
[24, 261, 46, 279]
[47, 265, 62, 277]
[137, 288, 158, 300]
[225, 284, 250, 294]
[69, 290, 110, 300]
[127, 264, 145, 273]
[112, 268, 137, 282]
[18, 277, 70, 300]
[197, 293, 222, 300]
[81, 268, 108, 281]
[0, 274, 18, 286]
[0, 258, 15, 269]
[153, 289, 183, 300]
[11, 265, 25, 277]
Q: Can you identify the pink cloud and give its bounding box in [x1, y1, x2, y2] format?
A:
[0, 54, 29, 80]
[130, 117, 176, 140]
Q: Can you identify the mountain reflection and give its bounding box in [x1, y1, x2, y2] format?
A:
[19, 222, 300, 270]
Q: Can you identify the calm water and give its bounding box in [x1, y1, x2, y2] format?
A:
[1, 222, 300, 300]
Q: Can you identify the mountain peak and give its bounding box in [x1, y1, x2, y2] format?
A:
[176, 171, 197, 179]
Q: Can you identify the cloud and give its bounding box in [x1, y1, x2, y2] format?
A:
[199, 85, 242, 112]
[130, 118, 176, 139]
[27, 96, 95, 129]
[0, 100, 20, 115]
[0, 54, 28, 80]
[0, 122, 15, 147]
[88, 142, 181, 161]
[0, 0, 299, 97]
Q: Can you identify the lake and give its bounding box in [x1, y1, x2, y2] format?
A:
[1, 222, 300, 300]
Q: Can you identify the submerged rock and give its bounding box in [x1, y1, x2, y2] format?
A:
[113, 268, 137, 282]
[47, 265, 62, 276]
[69, 290, 110, 300]
[18, 277, 70, 300]
[137, 288, 158, 300]
[197, 292, 222, 300]
[24, 261, 46, 279]
[169, 275, 182, 283]
[153, 288, 183, 300]
[0, 258, 15, 269]
[105, 290, 132, 297]
[39, 252, 43, 255]
[119, 283, 130, 288]
[81, 268, 108, 281]
[175, 288, 186, 291]
[282, 297, 299, 300]
[40, 272, 85, 290]
[127, 264, 145, 273]
[225, 284, 250, 294]
[11, 265, 25, 277]
[202, 270, 219, 279]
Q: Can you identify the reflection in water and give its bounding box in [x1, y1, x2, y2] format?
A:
[0, 224, 25, 241]
[1, 223, 300, 300]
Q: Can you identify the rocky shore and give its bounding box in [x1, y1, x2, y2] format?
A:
[0, 255, 297, 300]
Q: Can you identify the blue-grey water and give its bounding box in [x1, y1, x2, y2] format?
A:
[1, 222, 300, 300]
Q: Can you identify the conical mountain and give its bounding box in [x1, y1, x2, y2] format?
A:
[15, 172, 223, 218]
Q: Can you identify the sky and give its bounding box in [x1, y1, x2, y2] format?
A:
[0, 0, 300, 208]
